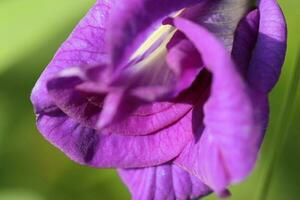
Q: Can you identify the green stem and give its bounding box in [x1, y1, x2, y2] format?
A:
[256, 48, 300, 200]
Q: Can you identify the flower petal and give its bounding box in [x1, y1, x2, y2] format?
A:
[232, 9, 259, 75]
[118, 164, 211, 200]
[247, 0, 287, 93]
[31, 0, 112, 114]
[166, 31, 204, 94]
[36, 105, 198, 168]
[231, 0, 287, 144]
[232, 8, 271, 143]
[169, 17, 262, 194]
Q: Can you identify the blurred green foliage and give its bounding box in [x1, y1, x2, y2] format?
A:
[0, 0, 299, 199]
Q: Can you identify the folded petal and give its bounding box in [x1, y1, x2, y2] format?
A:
[231, 0, 287, 141]
[247, 0, 287, 93]
[231, 8, 271, 146]
[166, 31, 204, 94]
[31, 0, 112, 114]
[118, 164, 211, 200]
[232, 9, 259, 75]
[169, 17, 262, 194]
[36, 104, 199, 168]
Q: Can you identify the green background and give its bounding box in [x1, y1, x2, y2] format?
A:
[0, 0, 299, 199]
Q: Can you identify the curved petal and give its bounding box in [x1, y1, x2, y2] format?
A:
[231, 9, 270, 144]
[31, 0, 112, 114]
[168, 17, 261, 195]
[232, 9, 271, 147]
[118, 164, 211, 200]
[230, 0, 286, 145]
[108, 0, 207, 67]
[166, 31, 204, 94]
[232, 9, 260, 75]
[36, 105, 198, 168]
[247, 0, 287, 93]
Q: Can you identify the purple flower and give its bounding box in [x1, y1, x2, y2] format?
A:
[31, 0, 287, 199]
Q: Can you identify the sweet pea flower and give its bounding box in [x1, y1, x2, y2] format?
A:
[31, 0, 287, 199]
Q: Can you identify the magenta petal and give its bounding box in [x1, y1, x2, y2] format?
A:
[36, 106, 197, 168]
[166, 32, 204, 94]
[31, 0, 111, 114]
[108, 0, 206, 67]
[170, 17, 262, 194]
[247, 0, 287, 93]
[118, 164, 211, 200]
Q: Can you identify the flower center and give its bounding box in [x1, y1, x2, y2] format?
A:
[130, 24, 173, 61]
[100, 0, 255, 134]
[129, 0, 254, 66]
